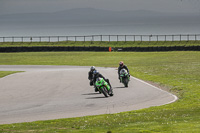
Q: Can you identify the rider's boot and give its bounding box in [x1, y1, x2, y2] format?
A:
[94, 87, 98, 92]
[119, 76, 121, 83]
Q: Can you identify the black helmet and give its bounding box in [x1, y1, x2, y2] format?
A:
[119, 61, 124, 67]
[90, 66, 96, 72]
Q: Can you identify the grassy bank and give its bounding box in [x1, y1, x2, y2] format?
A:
[0, 41, 200, 48]
[0, 71, 20, 78]
[0, 51, 200, 132]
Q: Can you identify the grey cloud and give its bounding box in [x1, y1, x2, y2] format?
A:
[0, 0, 200, 15]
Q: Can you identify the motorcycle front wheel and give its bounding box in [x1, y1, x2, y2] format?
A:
[100, 87, 108, 97]
[123, 78, 129, 87]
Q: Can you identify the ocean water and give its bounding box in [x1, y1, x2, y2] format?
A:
[0, 22, 200, 42]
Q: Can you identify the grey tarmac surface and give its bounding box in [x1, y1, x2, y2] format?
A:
[0, 65, 177, 124]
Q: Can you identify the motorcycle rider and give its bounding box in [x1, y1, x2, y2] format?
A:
[118, 61, 130, 82]
[88, 66, 96, 86]
[93, 70, 113, 95]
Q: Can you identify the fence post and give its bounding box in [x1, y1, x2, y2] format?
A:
[141, 35, 142, 42]
[109, 35, 110, 42]
[12, 37, 14, 43]
[92, 35, 94, 42]
[117, 35, 118, 42]
[149, 35, 152, 42]
[157, 35, 158, 42]
[125, 35, 126, 42]
[180, 35, 181, 41]
[22, 37, 23, 43]
[195, 34, 197, 41]
[165, 35, 166, 42]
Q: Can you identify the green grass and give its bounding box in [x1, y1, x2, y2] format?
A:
[0, 51, 200, 132]
[0, 40, 200, 47]
[0, 71, 21, 78]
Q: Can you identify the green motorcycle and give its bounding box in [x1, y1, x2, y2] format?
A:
[120, 69, 130, 87]
[95, 78, 113, 97]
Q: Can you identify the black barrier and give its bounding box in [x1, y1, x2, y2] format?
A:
[0, 46, 200, 52]
[116, 46, 200, 52]
[0, 46, 110, 52]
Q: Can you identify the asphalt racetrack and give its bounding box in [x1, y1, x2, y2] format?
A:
[0, 65, 177, 124]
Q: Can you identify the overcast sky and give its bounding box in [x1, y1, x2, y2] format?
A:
[1, 0, 200, 15]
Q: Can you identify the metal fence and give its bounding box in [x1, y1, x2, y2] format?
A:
[0, 34, 200, 43]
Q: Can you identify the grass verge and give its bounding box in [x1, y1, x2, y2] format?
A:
[0, 71, 21, 78]
[0, 51, 200, 132]
[0, 41, 200, 47]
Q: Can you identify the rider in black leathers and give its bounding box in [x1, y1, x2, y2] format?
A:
[118, 61, 130, 82]
[88, 66, 96, 86]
